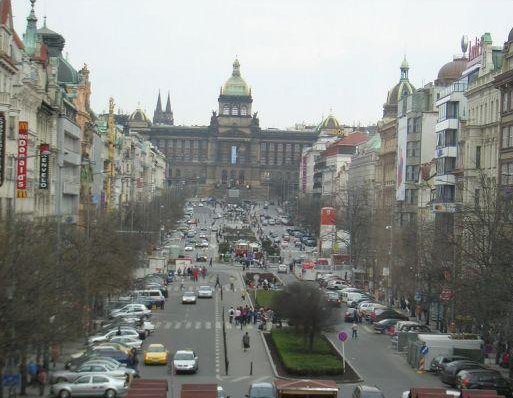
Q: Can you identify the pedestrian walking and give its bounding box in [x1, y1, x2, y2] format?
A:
[228, 307, 234, 324]
[241, 289, 246, 301]
[36, 366, 47, 396]
[351, 322, 358, 339]
[209, 258, 213, 267]
[242, 332, 250, 352]
[215, 274, 221, 289]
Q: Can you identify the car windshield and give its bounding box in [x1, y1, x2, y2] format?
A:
[250, 387, 275, 398]
[175, 352, 194, 360]
[147, 346, 165, 353]
[199, 286, 211, 291]
[184, 292, 195, 297]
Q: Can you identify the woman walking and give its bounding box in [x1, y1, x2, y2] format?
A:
[242, 332, 250, 352]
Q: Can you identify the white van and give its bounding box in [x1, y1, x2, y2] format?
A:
[346, 292, 367, 304]
[133, 289, 165, 304]
[340, 288, 362, 302]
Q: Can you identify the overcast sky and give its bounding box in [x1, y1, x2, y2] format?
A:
[12, 0, 513, 129]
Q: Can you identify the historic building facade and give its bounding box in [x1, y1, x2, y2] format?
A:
[128, 60, 319, 198]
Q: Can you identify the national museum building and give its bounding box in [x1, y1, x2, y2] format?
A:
[126, 60, 319, 197]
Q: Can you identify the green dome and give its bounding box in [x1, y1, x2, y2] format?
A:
[222, 59, 251, 96]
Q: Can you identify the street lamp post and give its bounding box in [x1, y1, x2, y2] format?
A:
[385, 225, 393, 305]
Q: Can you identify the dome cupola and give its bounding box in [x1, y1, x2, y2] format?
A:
[435, 56, 467, 86]
[221, 59, 251, 96]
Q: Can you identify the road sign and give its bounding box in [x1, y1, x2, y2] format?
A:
[440, 288, 453, 302]
[2, 373, 20, 386]
[338, 330, 348, 342]
[415, 291, 422, 302]
[420, 345, 429, 355]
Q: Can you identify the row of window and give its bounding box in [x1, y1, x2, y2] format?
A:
[156, 139, 208, 162]
[222, 104, 248, 116]
[469, 99, 499, 125]
[407, 117, 422, 134]
[436, 129, 457, 148]
[406, 141, 420, 158]
[260, 142, 303, 166]
[438, 102, 459, 122]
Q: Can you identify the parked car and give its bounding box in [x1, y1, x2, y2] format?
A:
[198, 285, 213, 298]
[456, 369, 512, 397]
[109, 304, 151, 319]
[173, 350, 199, 374]
[439, 360, 487, 386]
[51, 364, 129, 384]
[430, 355, 469, 373]
[247, 382, 276, 398]
[371, 308, 409, 323]
[344, 309, 357, 323]
[108, 336, 143, 350]
[373, 319, 401, 334]
[326, 291, 342, 307]
[352, 385, 385, 398]
[50, 374, 129, 398]
[88, 328, 140, 345]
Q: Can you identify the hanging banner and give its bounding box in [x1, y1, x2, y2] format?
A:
[16, 121, 28, 198]
[39, 143, 50, 189]
[0, 113, 5, 187]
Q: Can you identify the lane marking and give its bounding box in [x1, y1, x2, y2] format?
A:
[232, 376, 250, 382]
[174, 322, 182, 329]
[164, 322, 172, 329]
[205, 322, 212, 329]
[215, 321, 221, 329]
[195, 321, 202, 329]
[186, 321, 192, 329]
[253, 376, 271, 383]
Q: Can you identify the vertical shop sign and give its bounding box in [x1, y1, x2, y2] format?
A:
[0, 113, 5, 187]
[16, 122, 28, 198]
[39, 143, 50, 189]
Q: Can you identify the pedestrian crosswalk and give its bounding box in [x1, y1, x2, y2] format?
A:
[167, 284, 241, 292]
[153, 320, 256, 331]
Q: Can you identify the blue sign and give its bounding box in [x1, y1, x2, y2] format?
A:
[2, 373, 21, 386]
[415, 291, 422, 302]
[420, 345, 429, 355]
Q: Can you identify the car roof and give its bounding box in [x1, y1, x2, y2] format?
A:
[357, 386, 382, 393]
[250, 383, 274, 389]
[199, 285, 211, 289]
[459, 368, 499, 374]
[175, 350, 194, 355]
[148, 343, 165, 349]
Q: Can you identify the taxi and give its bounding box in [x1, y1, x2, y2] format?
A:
[143, 343, 169, 365]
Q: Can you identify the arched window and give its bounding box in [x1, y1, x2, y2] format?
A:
[231, 106, 239, 116]
[223, 105, 230, 115]
[221, 170, 228, 184]
[241, 106, 247, 116]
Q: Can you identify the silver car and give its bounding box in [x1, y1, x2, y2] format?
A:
[50, 374, 129, 398]
[51, 364, 128, 384]
[181, 291, 197, 304]
[173, 350, 198, 373]
[198, 285, 213, 298]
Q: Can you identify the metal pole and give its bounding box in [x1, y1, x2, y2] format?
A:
[342, 341, 346, 373]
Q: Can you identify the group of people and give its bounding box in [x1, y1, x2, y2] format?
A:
[27, 361, 48, 396]
[228, 305, 258, 327]
[177, 265, 209, 281]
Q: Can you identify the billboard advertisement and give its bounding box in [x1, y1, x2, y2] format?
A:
[16, 121, 29, 198]
[396, 117, 407, 201]
[0, 113, 5, 187]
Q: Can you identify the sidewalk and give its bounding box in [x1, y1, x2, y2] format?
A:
[217, 269, 274, 380]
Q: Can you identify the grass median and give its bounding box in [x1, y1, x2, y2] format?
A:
[271, 328, 343, 375]
[255, 289, 278, 308]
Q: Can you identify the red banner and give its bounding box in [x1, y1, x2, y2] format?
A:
[17, 121, 28, 198]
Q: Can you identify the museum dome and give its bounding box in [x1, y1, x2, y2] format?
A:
[436, 56, 467, 86]
[222, 59, 251, 96]
[508, 27, 513, 42]
[129, 108, 150, 123]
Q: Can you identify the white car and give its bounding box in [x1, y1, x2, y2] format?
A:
[184, 246, 193, 251]
[108, 336, 143, 350]
[110, 304, 151, 319]
[173, 350, 198, 374]
[182, 291, 197, 304]
[198, 285, 213, 298]
[277, 264, 288, 273]
[198, 203, 204, 207]
[88, 328, 140, 345]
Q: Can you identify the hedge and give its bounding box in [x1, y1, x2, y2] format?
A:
[271, 329, 343, 375]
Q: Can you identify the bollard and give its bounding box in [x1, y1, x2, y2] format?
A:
[250, 361, 253, 375]
[417, 356, 425, 374]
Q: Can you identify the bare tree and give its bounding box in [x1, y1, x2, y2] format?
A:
[272, 282, 338, 351]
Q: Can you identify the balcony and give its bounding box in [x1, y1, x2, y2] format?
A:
[434, 174, 456, 185]
[432, 202, 459, 213]
[63, 179, 80, 195]
[437, 81, 468, 103]
[435, 118, 459, 132]
[434, 146, 457, 159]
